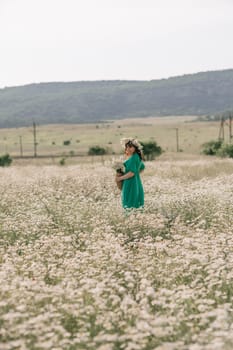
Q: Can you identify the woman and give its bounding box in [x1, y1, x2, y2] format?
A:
[116, 138, 145, 209]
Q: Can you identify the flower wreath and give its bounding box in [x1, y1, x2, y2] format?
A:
[120, 138, 143, 150]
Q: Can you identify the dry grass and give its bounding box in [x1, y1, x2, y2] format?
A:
[0, 116, 224, 157]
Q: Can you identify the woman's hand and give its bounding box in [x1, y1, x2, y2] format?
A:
[115, 175, 122, 182]
[116, 171, 134, 182]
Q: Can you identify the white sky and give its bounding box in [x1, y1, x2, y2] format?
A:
[0, 0, 233, 87]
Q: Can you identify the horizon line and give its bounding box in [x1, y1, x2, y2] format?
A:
[1, 67, 233, 90]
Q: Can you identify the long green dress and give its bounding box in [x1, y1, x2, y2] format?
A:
[122, 153, 145, 209]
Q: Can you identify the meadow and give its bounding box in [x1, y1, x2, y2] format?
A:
[0, 116, 225, 159]
[1, 151, 233, 349]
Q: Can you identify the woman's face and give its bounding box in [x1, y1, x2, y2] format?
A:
[125, 145, 135, 155]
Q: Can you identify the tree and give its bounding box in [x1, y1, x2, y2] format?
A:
[141, 141, 162, 160]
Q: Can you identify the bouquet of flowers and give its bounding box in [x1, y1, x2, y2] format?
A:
[112, 160, 125, 190]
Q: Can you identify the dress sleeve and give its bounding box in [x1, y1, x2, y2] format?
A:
[127, 154, 139, 174]
[139, 161, 145, 172]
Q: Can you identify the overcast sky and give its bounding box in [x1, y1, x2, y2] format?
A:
[0, 0, 232, 88]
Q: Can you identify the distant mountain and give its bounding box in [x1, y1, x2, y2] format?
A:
[0, 69, 233, 127]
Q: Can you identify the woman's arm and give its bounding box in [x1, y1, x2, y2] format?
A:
[116, 171, 134, 182]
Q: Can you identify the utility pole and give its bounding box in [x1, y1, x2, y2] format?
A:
[229, 115, 232, 143]
[19, 136, 23, 157]
[33, 122, 37, 157]
[175, 128, 179, 152]
[218, 117, 225, 141]
[4, 138, 8, 153]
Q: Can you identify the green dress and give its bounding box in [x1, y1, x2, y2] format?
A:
[122, 153, 145, 209]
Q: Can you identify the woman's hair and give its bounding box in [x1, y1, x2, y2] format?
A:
[125, 140, 144, 160]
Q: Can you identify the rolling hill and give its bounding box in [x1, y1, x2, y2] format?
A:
[0, 69, 233, 127]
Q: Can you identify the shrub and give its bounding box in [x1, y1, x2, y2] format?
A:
[141, 141, 162, 160]
[201, 140, 223, 155]
[63, 140, 71, 146]
[217, 143, 233, 158]
[59, 158, 66, 166]
[88, 146, 107, 156]
[0, 154, 12, 167]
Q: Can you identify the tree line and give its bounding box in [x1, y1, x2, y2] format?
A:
[1, 69, 233, 127]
